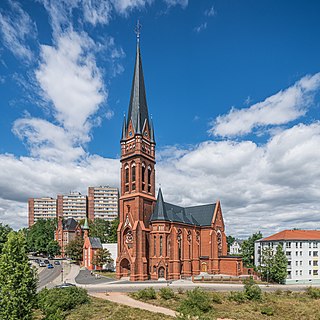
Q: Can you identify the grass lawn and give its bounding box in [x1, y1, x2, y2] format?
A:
[130, 289, 320, 320]
[94, 271, 117, 279]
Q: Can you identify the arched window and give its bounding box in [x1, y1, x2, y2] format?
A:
[125, 165, 129, 192]
[177, 229, 182, 260]
[160, 235, 163, 256]
[154, 236, 156, 256]
[148, 166, 152, 192]
[131, 163, 136, 190]
[142, 163, 146, 191]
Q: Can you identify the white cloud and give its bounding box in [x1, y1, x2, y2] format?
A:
[204, 6, 216, 17]
[0, 153, 119, 229]
[194, 22, 207, 33]
[0, 0, 37, 62]
[211, 73, 320, 137]
[111, 0, 154, 15]
[83, 0, 112, 25]
[163, 0, 188, 9]
[157, 122, 320, 238]
[35, 31, 106, 142]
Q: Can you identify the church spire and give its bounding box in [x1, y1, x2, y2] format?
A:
[127, 21, 149, 135]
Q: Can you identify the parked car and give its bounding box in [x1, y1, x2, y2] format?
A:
[47, 263, 54, 269]
[39, 262, 46, 267]
[54, 282, 76, 288]
[43, 259, 50, 264]
[34, 259, 40, 264]
[54, 261, 60, 265]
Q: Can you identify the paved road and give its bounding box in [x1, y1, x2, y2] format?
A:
[75, 269, 115, 285]
[38, 262, 62, 289]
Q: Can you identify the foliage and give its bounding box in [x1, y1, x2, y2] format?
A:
[241, 231, 262, 267]
[0, 231, 37, 320]
[243, 277, 262, 301]
[177, 287, 184, 294]
[92, 248, 113, 268]
[211, 292, 223, 304]
[228, 291, 246, 304]
[306, 286, 320, 299]
[47, 240, 61, 257]
[65, 236, 84, 262]
[226, 235, 235, 252]
[37, 286, 89, 319]
[82, 218, 119, 243]
[135, 287, 157, 300]
[108, 218, 119, 242]
[159, 287, 175, 300]
[26, 219, 56, 255]
[271, 244, 288, 284]
[260, 244, 287, 284]
[0, 222, 13, 254]
[260, 306, 274, 316]
[177, 287, 212, 319]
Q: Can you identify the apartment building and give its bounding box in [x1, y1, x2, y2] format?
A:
[28, 197, 56, 227]
[88, 186, 119, 221]
[255, 230, 320, 284]
[57, 192, 87, 222]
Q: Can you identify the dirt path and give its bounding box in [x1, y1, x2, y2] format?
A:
[89, 292, 176, 317]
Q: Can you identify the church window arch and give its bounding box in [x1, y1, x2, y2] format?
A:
[131, 162, 136, 190]
[124, 227, 133, 249]
[177, 229, 182, 260]
[217, 230, 222, 257]
[125, 164, 129, 192]
[154, 236, 156, 256]
[147, 166, 152, 192]
[142, 163, 146, 190]
[160, 235, 163, 256]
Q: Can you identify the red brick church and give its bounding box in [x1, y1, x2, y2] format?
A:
[116, 31, 243, 281]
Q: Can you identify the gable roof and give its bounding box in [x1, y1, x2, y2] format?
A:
[259, 230, 320, 242]
[150, 190, 216, 227]
[63, 218, 79, 231]
[88, 237, 103, 249]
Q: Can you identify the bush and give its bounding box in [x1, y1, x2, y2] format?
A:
[306, 286, 320, 299]
[211, 292, 222, 304]
[135, 287, 157, 300]
[228, 291, 246, 304]
[159, 287, 175, 300]
[261, 306, 274, 316]
[37, 286, 89, 318]
[243, 277, 262, 301]
[177, 288, 212, 319]
[177, 287, 184, 294]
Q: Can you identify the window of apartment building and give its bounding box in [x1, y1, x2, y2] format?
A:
[288, 270, 291, 277]
[309, 270, 312, 275]
[313, 251, 318, 257]
[300, 261, 303, 266]
[300, 270, 302, 276]
[296, 251, 298, 256]
[286, 242, 291, 248]
[300, 251, 303, 256]
[296, 270, 298, 275]
[296, 242, 299, 248]
[309, 251, 312, 256]
[286, 251, 291, 256]
[313, 270, 318, 276]
[300, 242, 303, 248]
[314, 242, 318, 249]
[295, 261, 298, 266]
[309, 242, 312, 248]
[313, 261, 318, 266]
[309, 261, 312, 266]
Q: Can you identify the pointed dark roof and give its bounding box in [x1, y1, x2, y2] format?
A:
[88, 237, 103, 249]
[121, 114, 127, 140]
[62, 218, 79, 231]
[150, 190, 216, 227]
[150, 188, 169, 221]
[127, 42, 149, 134]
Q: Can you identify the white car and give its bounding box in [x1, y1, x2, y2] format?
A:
[39, 262, 46, 267]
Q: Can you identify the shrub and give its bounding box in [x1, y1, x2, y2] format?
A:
[177, 287, 184, 294]
[159, 287, 175, 300]
[243, 277, 262, 301]
[306, 286, 320, 299]
[261, 306, 274, 316]
[135, 287, 157, 300]
[37, 286, 89, 319]
[177, 288, 212, 319]
[228, 291, 246, 304]
[211, 292, 222, 304]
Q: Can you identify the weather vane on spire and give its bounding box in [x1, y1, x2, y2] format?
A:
[135, 20, 142, 43]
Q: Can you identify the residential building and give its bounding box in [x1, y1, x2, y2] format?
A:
[115, 32, 243, 281]
[102, 243, 117, 271]
[57, 192, 87, 222]
[88, 186, 119, 221]
[28, 197, 56, 227]
[230, 239, 243, 255]
[55, 217, 82, 258]
[255, 229, 320, 284]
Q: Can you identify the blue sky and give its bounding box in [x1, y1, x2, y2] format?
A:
[1, 0, 320, 237]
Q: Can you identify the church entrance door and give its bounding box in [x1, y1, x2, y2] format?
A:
[120, 258, 131, 276]
[158, 266, 165, 278]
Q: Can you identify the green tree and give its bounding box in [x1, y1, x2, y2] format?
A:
[270, 244, 288, 284]
[241, 231, 263, 267]
[0, 222, 13, 254]
[47, 240, 61, 257]
[65, 236, 84, 262]
[92, 248, 113, 268]
[26, 219, 56, 255]
[226, 235, 235, 252]
[259, 246, 273, 282]
[107, 217, 119, 243]
[89, 218, 110, 243]
[0, 231, 37, 320]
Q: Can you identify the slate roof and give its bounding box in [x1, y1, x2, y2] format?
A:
[258, 230, 320, 242]
[88, 237, 103, 249]
[150, 189, 216, 227]
[125, 41, 154, 142]
[62, 218, 78, 231]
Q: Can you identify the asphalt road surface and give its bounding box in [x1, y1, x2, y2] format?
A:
[37, 262, 62, 289]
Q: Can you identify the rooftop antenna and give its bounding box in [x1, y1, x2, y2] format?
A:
[135, 20, 142, 44]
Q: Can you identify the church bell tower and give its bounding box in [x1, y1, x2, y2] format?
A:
[116, 22, 156, 281]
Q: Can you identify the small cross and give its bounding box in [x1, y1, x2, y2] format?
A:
[135, 20, 142, 42]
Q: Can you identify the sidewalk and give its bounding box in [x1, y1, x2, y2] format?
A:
[89, 292, 176, 318]
[49, 262, 80, 288]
